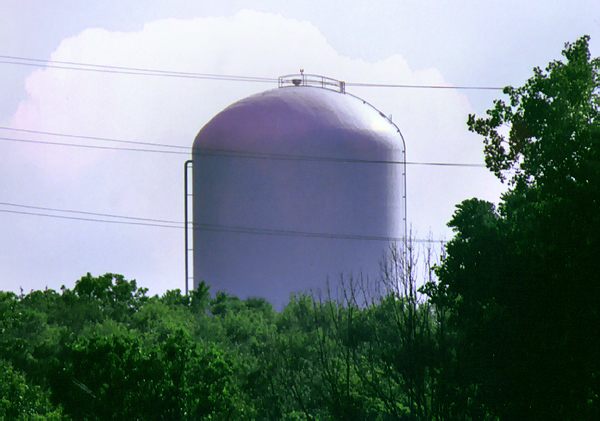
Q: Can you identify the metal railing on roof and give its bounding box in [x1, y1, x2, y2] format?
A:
[278, 73, 346, 93]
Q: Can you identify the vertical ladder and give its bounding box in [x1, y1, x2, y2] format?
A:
[184, 160, 193, 295]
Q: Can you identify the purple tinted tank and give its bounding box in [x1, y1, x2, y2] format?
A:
[192, 75, 406, 308]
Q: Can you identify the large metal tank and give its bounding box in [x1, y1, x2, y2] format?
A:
[191, 75, 406, 308]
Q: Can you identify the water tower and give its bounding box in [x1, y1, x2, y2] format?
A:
[185, 74, 406, 308]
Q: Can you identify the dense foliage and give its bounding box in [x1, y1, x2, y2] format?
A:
[1, 37, 598, 419]
[0, 259, 447, 420]
[433, 35, 600, 419]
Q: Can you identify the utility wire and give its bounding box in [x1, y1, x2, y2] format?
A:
[0, 57, 276, 83]
[199, 147, 486, 167]
[0, 133, 486, 168]
[0, 201, 181, 225]
[0, 207, 444, 243]
[0, 54, 276, 81]
[0, 126, 189, 150]
[0, 208, 181, 229]
[0, 54, 503, 91]
[346, 82, 503, 91]
[0, 135, 187, 156]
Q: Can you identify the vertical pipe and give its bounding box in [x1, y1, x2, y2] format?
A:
[184, 159, 193, 295]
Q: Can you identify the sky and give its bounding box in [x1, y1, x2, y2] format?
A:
[1, 0, 599, 294]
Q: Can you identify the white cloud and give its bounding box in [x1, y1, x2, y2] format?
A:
[4, 10, 504, 293]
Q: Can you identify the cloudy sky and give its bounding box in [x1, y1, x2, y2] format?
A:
[1, 0, 599, 294]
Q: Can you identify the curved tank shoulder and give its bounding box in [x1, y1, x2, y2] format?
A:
[193, 86, 404, 160]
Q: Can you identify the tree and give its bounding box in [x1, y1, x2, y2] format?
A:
[0, 360, 64, 420]
[435, 36, 600, 418]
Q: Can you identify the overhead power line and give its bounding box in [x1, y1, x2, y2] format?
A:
[0, 56, 276, 83]
[0, 132, 486, 168]
[199, 147, 486, 167]
[0, 126, 189, 150]
[0, 201, 181, 225]
[0, 60, 275, 83]
[0, 55, 276, 81]
[0, 135, 187, 156]
[0, 204, 444, 244]
[0, 54, 503, 91]
[0, 208, 182, 229]
[346, 82, 503, 91]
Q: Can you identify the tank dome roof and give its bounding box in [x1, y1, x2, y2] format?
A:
[194, 86, 404, 160]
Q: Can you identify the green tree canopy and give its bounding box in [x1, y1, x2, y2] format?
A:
[436, 35, 600, 418]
